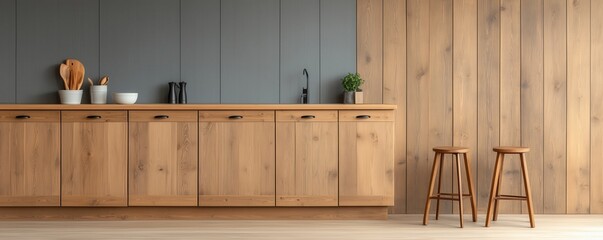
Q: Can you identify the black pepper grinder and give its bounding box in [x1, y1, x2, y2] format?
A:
[178, 81, 187, 104]
[168, 82, 178, 104]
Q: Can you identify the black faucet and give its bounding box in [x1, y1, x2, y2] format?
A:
[301, 68, 309, 104]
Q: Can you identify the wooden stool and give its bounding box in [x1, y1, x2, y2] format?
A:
[485, 147, 535, 228]
[423, 147, 477, 228]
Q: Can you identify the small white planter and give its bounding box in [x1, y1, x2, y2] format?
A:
[90, 85, 108, 104]
[58, 90, 83, 105]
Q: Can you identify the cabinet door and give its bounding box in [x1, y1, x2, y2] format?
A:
[129, 111, 198, 206]
[276, 111, 338, 206]
[61, 111, 128, 206]
[199, 111, 275, 206]
[0, 111, 60, 206]
[339, 110, 394, 206]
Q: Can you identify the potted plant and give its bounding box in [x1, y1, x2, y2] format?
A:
[341, 73, 364, 104]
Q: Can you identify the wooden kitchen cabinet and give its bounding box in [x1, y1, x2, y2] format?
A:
[61, 111, 128, 206]
[276, 111, 338, 206]
[339, 110, 394, 206]
[199, 111, 276, 206]
[129, 111, 198, 206]
[0, 111, 60, 206]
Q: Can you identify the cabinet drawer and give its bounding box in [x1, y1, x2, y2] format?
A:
[0, 111, 59, 122]
[199, 111, 274, 122]
[276, 111, 337, 122]
[62, 111, 127, 122]
[129, 111, 197, 122]
[339, 110, 394, 122]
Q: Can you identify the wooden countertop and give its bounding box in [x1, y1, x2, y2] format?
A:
[0, 104, 397, 110]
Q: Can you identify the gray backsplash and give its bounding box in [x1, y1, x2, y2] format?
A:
[0, 0, 356, 104]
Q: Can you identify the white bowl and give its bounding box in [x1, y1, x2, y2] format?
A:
[113, 93, 138, 104]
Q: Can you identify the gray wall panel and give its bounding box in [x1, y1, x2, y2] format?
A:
[320, 0, 356, 103]
[0, 0, 15, 103]
[16, 0, 99, 103]
[100, 0, 180, 103]
[181, 0, 220, 103]
[280, 0, 320, 104]
[221, 0, 280, 103]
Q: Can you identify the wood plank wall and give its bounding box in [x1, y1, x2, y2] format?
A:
[358, 0, 603, 214]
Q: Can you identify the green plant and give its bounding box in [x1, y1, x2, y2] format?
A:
[341, 73, 364, 92]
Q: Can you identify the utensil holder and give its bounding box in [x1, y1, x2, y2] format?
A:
[58, 90, 83, 105]
[90, 85, 108, 104]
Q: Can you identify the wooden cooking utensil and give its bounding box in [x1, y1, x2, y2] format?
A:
[59, 64, 71, 90]
[66, 59, 85, 90]
[88, 78, 94, 86]
[99, 76, 109, 85]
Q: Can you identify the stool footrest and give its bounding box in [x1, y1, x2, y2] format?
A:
[495, 194, 527, 201]
[437, 193, 472, 197]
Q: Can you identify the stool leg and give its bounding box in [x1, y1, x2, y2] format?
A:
[423, 153, 442, 225]
[485, 153, 503, 227]
[493, 156, 505, 221]
[454, 153, 464, 228]
[435, 154, 445, 220]
[463, 153, 477, 222]
[520, 153, 536, 228]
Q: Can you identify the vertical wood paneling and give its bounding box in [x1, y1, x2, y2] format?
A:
[521, 0, 544, 214]
[499, 0, 522, 214]
[477, 0, 500, 213]
[428, 0, 453, 214]
[543, 0, 567, 214]
[591, 0, 603, 214]
[567, 0, 590, 214]
[0, 0, 15, 103]
[383, 0, 406, 214]
[405, 0, 430, 214]
[452, 0, 477, 212]
[357, 0, 383, 103]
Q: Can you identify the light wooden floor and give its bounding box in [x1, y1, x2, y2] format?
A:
[0, 214, 601, 240]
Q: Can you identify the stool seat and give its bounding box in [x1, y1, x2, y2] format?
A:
[433, 146, 469, 153]
[493, 146, 530, 153]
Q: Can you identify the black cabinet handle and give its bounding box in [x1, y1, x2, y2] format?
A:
[228, 115, 243, 119]
[154, 115, 170, 119]
[86, 115, 102, 119]
[356, 115, 371, 119]
[301, 115, 316, 119]
[15, 115, 31, 119]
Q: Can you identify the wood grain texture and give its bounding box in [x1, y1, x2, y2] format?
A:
[452, 0, 477, 214]
[591, 0, 603, 214]
[405, 0, 430, 214]
[0, 207, 388, 220]
[0, 111, 60, 206]
[520, 0, 544, 214]
[543, 0, 567, 214]
[499, 0, 522, 214]
[276, 111, 338, 206]
[339, 111, 394, 206]
[383, 0, 406, 214]
[0, 104, 397, 111]
[61, 111, 128, 206]
[129, 111, 198, 206]
[477, 0, 500, 214]
[357, 0, 383, 103]
[567, 0, 590, 214]
[199, 111, 275, 206]
[429, 0, 453, 214]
